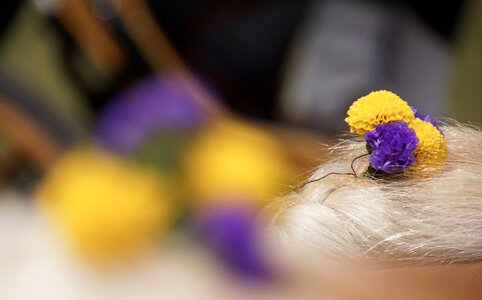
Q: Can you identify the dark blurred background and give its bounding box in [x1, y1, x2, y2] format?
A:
[0, 0, 480, 184]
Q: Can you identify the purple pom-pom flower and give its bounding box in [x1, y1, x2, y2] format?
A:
[364, 121, 419, 173]
[96, 75, 209, 153]
[411, 106, 442, 133]
[197, 203, 272, 280]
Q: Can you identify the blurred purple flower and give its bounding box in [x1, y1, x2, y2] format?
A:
[197, 203, 272, 280]
[411, 106, 442, 133]
[96, 75, 206, 153]
[364, 121, 418, 173]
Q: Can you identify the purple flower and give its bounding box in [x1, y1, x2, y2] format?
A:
[364, 122, 418, 173]
[197, 203, 272, 280]
[411, 106, 441, 133]
[96, 75, 209, 153]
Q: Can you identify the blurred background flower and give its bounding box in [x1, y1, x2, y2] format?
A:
[37, 147, 172, 261]
[182, 118, 296, 207]
[196, 202, 272, 280]
[96, 74, 207, 154]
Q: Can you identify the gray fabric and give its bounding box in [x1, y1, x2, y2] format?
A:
[280, 0, 450, 133]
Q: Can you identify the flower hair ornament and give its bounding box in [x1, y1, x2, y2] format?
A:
[345, 90, 447, 177]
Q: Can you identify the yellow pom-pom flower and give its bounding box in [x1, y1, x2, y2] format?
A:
[183, 118, 295, 207]
[409, 118, 447, 168]
[37, 147, 171, 261]
[345, 90, 415, 135]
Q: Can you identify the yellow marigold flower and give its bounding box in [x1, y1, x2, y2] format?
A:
[183, 118, 296, 206]
[345, 90, 415, 135]
[409, 118, 447, 167]
[37, 147, 171, 261]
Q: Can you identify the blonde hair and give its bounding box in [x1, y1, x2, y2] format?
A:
[264, 124, 482, 267]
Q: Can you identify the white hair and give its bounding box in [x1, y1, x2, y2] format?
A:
[264, 124, 482, 267]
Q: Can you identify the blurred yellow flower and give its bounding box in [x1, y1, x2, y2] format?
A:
[183, 118, 295, 206]
[345, 90, 415, 135]
[37, 147, 170, 261]
[409, 118, 447, 168]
